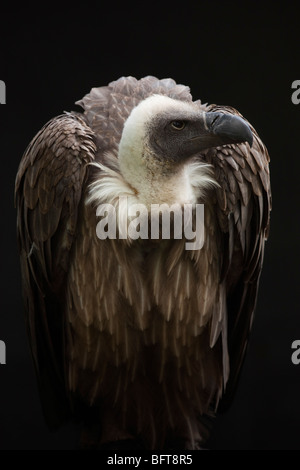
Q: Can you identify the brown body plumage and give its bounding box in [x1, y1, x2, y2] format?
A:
[15, 76, 271, 449]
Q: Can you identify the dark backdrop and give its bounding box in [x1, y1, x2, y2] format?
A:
[1, 2, 299, 450]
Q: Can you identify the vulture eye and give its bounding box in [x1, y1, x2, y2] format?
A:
[171, 120, 186, 130]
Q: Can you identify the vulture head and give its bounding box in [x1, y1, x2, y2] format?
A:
[118, 94, 253, 205]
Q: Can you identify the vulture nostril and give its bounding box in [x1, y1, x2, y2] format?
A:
[210, 114, 220, 127]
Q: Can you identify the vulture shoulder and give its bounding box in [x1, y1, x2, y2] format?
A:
[15, 113, 97, 427]
[204, 104, 271, 410]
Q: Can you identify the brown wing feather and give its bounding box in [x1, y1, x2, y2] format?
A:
[15, 113, 97, 427]
[202, 104, 271, 410]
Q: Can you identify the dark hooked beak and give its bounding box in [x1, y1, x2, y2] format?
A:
[190, 112, 253, 151]
[205, 112, 253, 147]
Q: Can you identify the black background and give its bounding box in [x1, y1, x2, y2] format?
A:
[1, 1, 299, 450]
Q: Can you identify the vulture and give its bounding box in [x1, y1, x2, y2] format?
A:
[15, 76, 271, 450]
